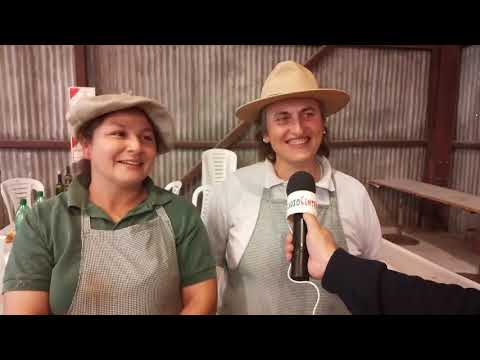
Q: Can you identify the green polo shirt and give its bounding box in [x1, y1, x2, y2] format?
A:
[2, 175, 216, 314]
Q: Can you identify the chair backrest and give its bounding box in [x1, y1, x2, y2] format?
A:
[164, 180, 182, 195]
[201, 149, 237, 186]
[191, 185, 210, 223]
[0, 235, 4, 295]
[0, 178, 45, 225]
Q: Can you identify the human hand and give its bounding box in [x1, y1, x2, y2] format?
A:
[285, 213, 337, 279]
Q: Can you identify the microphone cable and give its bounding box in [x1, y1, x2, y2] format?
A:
[287, 263, 320, 315]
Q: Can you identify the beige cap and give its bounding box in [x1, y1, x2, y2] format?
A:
[67, 93, 176, 154]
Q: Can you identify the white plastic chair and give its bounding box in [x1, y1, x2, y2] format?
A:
[0, 178, 45, 225]
[192, 185, 211, 223]
[0, 234, 5, 296]
[164, 180, 182, 195]
[201, 149, 237, 186]
[192, 149, 237, 223]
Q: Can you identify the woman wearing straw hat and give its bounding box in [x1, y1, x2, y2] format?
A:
[3, 94, 217, 315]
[205, 61, 382, 315]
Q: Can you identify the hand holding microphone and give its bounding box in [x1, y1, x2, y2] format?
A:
[285, 213, 338, 280]
[286, 171, 338, 280]
[285, 171, 338, 315]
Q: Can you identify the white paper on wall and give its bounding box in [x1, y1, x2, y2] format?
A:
[68, 87, 96, 170]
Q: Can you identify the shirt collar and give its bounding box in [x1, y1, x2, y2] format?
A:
[263, 156, 336, 192]
[67, 174, 172, 210]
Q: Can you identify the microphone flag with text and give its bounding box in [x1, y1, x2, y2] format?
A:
[286, 171, 317, 281]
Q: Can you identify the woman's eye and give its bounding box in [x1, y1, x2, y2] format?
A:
[143, 135, 154, 142]
[111, 131, 125, 137]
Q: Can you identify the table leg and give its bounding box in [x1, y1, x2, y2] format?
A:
[465, 212, 480, 256]
[398, 195, 404, 235]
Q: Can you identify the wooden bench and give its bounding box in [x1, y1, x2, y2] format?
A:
[369, 178, 480, 283]
[369, 179, 480, 234]
[369, 179, 480, 214]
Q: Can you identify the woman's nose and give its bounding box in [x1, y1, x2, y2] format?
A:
[127, 136, 142, 151]
[289, 117, 304, 134]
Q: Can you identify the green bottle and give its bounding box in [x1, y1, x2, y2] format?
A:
[35, 191, 45, 205]
[15, 198, 30, 231]
[64, 165, 73, 192]
[55, 171, 64, 195]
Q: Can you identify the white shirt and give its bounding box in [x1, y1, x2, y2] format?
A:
[205, 156, 383, 270]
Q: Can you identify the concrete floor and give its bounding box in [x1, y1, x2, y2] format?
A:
[383, 228, 480, 284]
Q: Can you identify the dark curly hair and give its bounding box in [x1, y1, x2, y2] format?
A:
[255, 100, 330, 162]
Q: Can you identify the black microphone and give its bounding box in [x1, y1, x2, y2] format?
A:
[286, 171, 316, 281]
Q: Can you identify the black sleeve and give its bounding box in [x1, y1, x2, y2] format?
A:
[321, 249, 480, 314]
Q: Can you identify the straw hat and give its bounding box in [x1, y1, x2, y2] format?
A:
[66, 94, 176, 154]
[236, 61, 350, 123]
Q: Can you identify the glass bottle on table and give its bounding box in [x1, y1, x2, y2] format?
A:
[35, 191, 45, 205]
[15, 198, 30, 232]
[55, 171, 64, 195]
[64, 165, 73, 192]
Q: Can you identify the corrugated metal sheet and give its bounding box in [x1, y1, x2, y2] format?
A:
[89, 46, 430, 144]
[89, 45, 431, 224]
[449, 150, 480, 232]
[448, 46, 480, 233]
[329, 147, 426, 227]
[89, 45, 322, 142]
[88, 44, 323, 200]
[313, 47, 430, 142]
[0, 45, 75, 140]
[456, 45, 480, 142]
[0, 45, 75, 227]
[0, 45, 433, 229]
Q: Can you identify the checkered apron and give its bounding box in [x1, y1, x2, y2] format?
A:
[220, 175, 351, 315]
[67, 207, 182, 315]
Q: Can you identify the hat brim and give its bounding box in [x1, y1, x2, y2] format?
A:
[235, 89, 350, 124]
[67, 94, 176, 155]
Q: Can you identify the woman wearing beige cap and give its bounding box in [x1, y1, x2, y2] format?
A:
[3, 94, 217, 315]
[205, 61, 383, 315]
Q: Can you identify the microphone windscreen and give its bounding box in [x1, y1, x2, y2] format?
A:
[286, 171, 316, 195]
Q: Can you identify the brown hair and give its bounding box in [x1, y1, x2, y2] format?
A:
[254, 100, 330, 162]
[76, 115, 105, 176]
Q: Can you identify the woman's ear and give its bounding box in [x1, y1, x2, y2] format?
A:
[79, 137, 92, 160]
[262, 130, 270, 144]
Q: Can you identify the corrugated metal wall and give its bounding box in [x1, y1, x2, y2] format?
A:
[314, 47, 430, 227]
[450, 45, 480, 232]
[89, 45, 320, 142]
[331, 147, 426, 226]
[0, 45, 432, 230]
[0, 45, 74, 139]
[88, 45, 323, 195]
[313, 47, 429, 141]
[0, 45, 74, 227]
